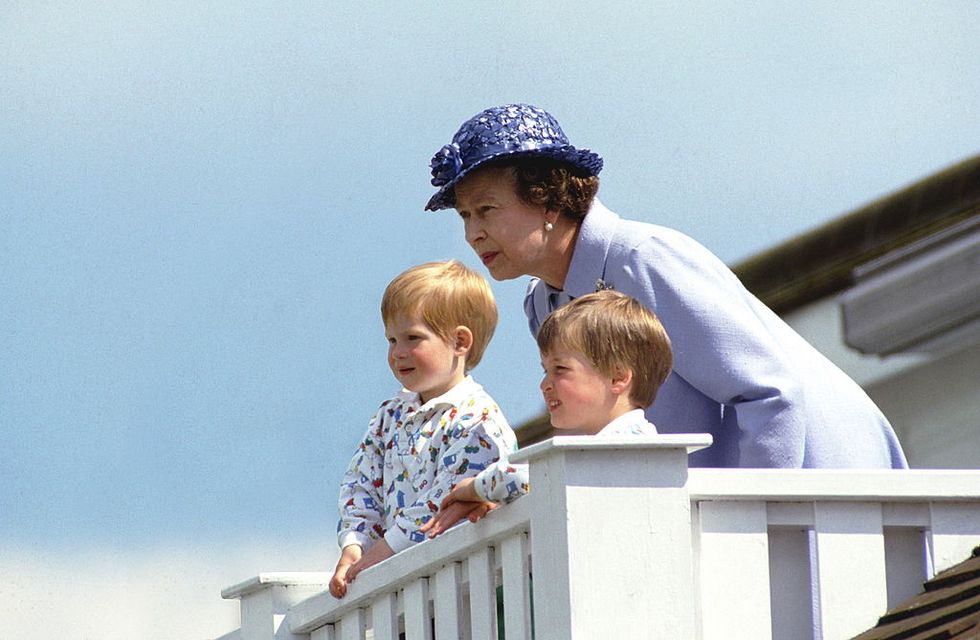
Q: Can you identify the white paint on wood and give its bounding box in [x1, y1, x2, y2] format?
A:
[500, 534, 531, 640]
[288, 500, 530, 635]
[768, 527, 814, 640]
[240, 584, 317, 640]
[814, 502, 888, 639]
[767, 501, 815, 527]
[433, 563, 463, 640]
[222, 573, 332, 600]
[403, 578, 431, 640]
[929, 502, 980, 574]
[697, 500, 771, 640]
[882, 503, 930, 527]
[311, 625, 335, 640]
[883, 527, 927, 607]
[339, 609, 365, 640]
[466, 547, 496, 640]
[523, 443, 700, 640]
[219, 441, 980, 640]
[688, 468, 980, 501]
[370, 592, 398, 640]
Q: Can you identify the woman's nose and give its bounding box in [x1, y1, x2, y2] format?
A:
[463, 218, 484, 245]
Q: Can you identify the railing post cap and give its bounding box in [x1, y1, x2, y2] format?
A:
[220, 572, 332, 600]
[509, 434, 713, 464]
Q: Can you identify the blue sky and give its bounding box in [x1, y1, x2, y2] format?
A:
[2, 2, 979, 638]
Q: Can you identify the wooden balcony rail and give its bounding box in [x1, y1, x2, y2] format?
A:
[220, 436, 980, 640]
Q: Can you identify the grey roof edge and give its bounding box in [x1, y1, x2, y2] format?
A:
[732, 154, 980, 314]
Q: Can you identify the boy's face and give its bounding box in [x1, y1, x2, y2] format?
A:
[385, 312, 465, 404]
[539, 347, 618, 435]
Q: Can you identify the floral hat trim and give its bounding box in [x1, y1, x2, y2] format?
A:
[425, 104, 603, 211]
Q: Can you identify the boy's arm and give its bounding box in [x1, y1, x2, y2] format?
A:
[345, 538, 394, 584]
[386, 400, 514, 552]
[329, 544, 362, 599]
[473, 457, 529, 504]
[420, 457, 530, 538]
[337, 405, 389, 551]
[420, 476, 497, 538]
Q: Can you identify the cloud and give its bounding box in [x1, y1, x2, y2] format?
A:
[0, 541, 338, 640]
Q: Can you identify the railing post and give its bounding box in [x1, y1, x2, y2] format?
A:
[221, 573, 331, 640]
[511, 435, 711, 640]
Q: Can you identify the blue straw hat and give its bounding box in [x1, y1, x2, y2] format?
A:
[425, 104, 603, 211]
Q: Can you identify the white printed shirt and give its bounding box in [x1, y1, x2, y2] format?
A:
[337, 376, 516, 553]
[597, 409, 659, 436]
[473, 409, 659, 504]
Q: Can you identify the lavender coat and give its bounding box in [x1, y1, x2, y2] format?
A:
[525, 200, 908, 469]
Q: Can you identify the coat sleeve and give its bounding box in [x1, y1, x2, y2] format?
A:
[383, 400, 515, 553]
[618, 230, 807, 467]
[336, 403, 390, 550]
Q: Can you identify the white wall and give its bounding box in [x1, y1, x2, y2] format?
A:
[784, 297, 980, 469]
[865, 341, 980, 469]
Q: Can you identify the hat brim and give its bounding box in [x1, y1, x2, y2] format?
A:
[424, 145, 603, 211]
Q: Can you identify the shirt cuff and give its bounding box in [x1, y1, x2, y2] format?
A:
[383, 525, 415, 554]
[473, 467, 493, 502]
[338, 530, 372, 550]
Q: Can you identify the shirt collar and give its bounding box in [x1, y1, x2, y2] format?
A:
[395, 375, 483, 412]
[597, 409, 647, 435]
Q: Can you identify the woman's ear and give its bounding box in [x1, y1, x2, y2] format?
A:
[453, 326, 474, 356]
[610, 365, 633, 396]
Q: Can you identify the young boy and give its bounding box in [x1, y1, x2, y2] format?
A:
[329, 260, 517, 598]
[421, 289, 673, 537]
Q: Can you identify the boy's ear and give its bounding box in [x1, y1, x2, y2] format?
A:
[610, 365, 633, 395]
[453, 326, 474, 356]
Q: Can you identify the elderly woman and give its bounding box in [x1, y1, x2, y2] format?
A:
[425, 103, 907, 470]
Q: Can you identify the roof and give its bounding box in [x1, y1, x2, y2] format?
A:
[733, 154, 980, 314]
[851, 545, 980, 640]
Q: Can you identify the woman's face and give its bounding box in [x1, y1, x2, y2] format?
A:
[454, 166, 553, 282]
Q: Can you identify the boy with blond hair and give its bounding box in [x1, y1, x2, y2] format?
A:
[422, 289, 673, 536]
[330, 260, 516, 598]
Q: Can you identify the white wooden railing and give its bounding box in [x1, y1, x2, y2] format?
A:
[219, 436, 980, 640]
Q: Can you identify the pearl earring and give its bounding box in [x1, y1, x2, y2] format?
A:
[544, 221, 554, 232]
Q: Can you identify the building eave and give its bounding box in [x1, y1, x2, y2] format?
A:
[733, 155, 980, 314]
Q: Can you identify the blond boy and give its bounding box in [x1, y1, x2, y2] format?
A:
[421, 289, 672, 536]
[330, 260, 516, 598]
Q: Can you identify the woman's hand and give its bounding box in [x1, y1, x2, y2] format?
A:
[420, 477, 499, 538]
[329, 544, 363, 599]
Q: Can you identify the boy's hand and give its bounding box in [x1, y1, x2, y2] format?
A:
[329, 544, 363, 599]
[420, 478, 499, 538]
[346, 539, 394, 584]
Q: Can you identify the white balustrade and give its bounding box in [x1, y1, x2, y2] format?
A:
[220, 438, 980, 640]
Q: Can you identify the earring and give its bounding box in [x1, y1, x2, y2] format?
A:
[544, 221, 554, 232]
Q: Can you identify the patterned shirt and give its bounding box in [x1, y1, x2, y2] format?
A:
[473, 410, 659, 504]
[337, 376, 516, 553]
